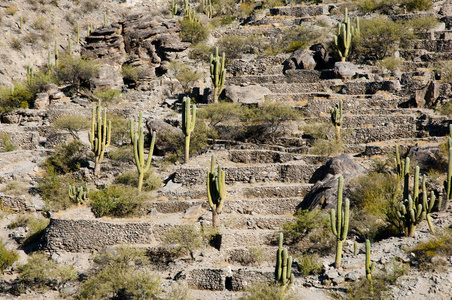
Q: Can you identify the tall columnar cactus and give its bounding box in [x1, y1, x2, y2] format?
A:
[275, 233, 294, 290]
[207, 154, 226, 228]
[103, 12, 108, 26]
[330, 175, 350, 268]
[182, 97, 196, 163]
[88, 100, 111, 176]
[26, 65, 34, 85]
[422, 175, 436, 233]
[445, 135, 452, 202]
[55, 39, 59, 67]
[365, 239, 375, 296]
[184, 0, 189, 15]
[68, 185, 89, 204]
[202, 0, 213, 18]
[210, 47, 226, 103]
[395, 144, 405, 183]
[334, 8, 359, 62]
[68, 35, 72, 56]
[331, 100, 343, 141]
[187, 6, 200, 24]
[171, 0, 178, 18]
[397, 159, 425, 237]
[130, 112, 156, 193]
[76, 22, 80, 44]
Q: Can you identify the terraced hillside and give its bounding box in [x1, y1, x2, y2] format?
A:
[0, 1, 452, 299]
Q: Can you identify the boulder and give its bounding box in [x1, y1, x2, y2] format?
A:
[310, 43, 332, 69]
[145, 118, 183, 156]
[34, 93, 50, 110]
[223, 84, 272, 104]
[300, 154, 366, 210]
[334, 62, 358, 80]
[283, 49, 316, 73]
[440, 1, 452, 16]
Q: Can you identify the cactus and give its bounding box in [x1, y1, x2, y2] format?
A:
[19, 15, 23, 30]
[210, 47, 226, 103]
[202, 0, 213, 18]
[130, 112, 156, 193]
[334, 8, 359, 62]
[207, 154, 226, 228]
[88, 100, 111, 176]
[26, 65, 34, 85]
[187, 6, 200, 24]
[76, 22, 80, 44]
[365, 239, 375, 296]
[87, 25, 92, 36]
[330, 175, 350, 268]
[330, 100, 343, 141]
[444, 134, 452, 202]
[397, 159, 425, 237]
[182, 97, 196, 163]
[68, 35, 72, 56]
[395, 144, 405, 183]
[354, 241, 358, 256]
[171, 0, 178, 18]
[184, 0, 189, 15]
[275, 233, 294, 290]
[103, 12, 108, 26]
[68, 185, 89, 204]
[422, 175, 436, 233]
[54, 39, 59, 67]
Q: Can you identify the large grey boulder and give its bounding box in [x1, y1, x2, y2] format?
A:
[334, 62, 359, 80]
[283, 49, 316, 73]
[146, 118, 183, 156]
[223, 84, 272, 104]
[300, 154, 366, 210]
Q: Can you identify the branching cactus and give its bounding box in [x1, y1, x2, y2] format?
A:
[365, 239, 375, 296]
[182, 97, 196, 163]
[207, 154, 226, 228]
[334, 8, 359, 62]
[171, 0, 178, 18]
[68, 185, 89, 204]
[422, 175, 436, 233]
[88, 100, 111, 176]
[210, 47, 226, 103]
[202, 0, 213, 18]
[330, 175, 350, 268]
[397, 159, 425, 237]
[130, 112, 156, 192]
[275, 233, 294, 290]
[331, 100, 343, 141]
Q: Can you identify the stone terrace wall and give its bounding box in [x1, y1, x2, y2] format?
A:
[42, 218, 154, 252]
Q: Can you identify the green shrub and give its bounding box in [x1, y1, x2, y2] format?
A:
[45, 140, 87, 174]
[1, 181, 28, 196]
[121, 64, 148, 86]
[190, 121, 215, 156]
[162, 282, 195, 300]
[168, 61, 203, 93]
[297, 253, 323, 276]
[357, 0, 398, 14]
[409, 228, 452, 271]
[333, 258, 409, 299]
[107, 145, 134, 162]
[238, 282, 298, 300]
[217, 34, 266, 61]
[162, 225, 203, 261]
[19, 252, 77, 289]
[109, 114, 130, 146]
[55, 56, 99, 90]
[26, 71, 59, 95]
[310, 139, 344, 156]
[78, 246, 161, 300]
[377, 56, 404, 72]
[280, 24, 330, 53]
[405, 15, 439, 31]
[302, 122, 330, 140]
[90, 185, 147, 218]
[439, 100, 452, 116]
[115, 169, 162, 191]
[188, 43, 213, 61]
[179, 17, 209, 44]
[0, 133, 17, 152]
[261, 0, 283, 8]
[354, 17, 415, 60]
[52, 114, 90, 139]
[283, 209, 329, 243]
[0, 85, 34, 112]
[403, 0, 432, 12]
[8, 214, 49, 246]
[0, 239, 19, 273]
[37, 171, 77, 211]
[248, 246, 265, 266]
[11, 38, 22, 50]
[93, 89, 122, 104]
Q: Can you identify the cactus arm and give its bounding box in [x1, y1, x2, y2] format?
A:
[341, 199, 350, 241]
[330, 209, 337, 237]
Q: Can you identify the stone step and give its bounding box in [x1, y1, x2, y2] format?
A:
[227, 69, 335, 85]
[262, 80, 401, 95]
[299, 99, 409, 116]
[149, 197, 304, 215]
[172, 163, 321, 186]
[304, 113, 417, 129]
[228, 149, 328, 165]
[362, 136, 446, 156]
[269, 4, 330, 17]
[228, 55, 288, 76]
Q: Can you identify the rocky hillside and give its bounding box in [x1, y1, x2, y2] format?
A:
[0, 0, 452, 299]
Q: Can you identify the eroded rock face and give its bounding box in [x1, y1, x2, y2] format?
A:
[82, 14, 190, 81]
[300, 154, 366, 210]
[283, 49, 316, 73]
